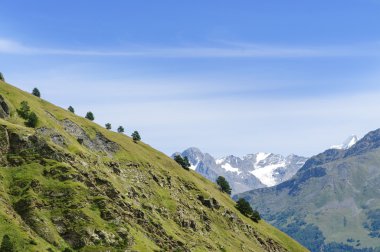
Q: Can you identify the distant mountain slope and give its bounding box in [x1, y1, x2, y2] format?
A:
[236, 129, 380, 252]
[0, 79, 307, 251]
[173, 148, 308, 194]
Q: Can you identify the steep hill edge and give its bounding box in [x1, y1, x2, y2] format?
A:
[0, 79, 307, 252]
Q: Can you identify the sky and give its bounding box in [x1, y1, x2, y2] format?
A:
[1, 1, 380, 158]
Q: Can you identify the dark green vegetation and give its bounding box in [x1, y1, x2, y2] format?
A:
[237, 129, 380, 252]
[0, 79, 307, 251]
[216, 176, 232, 195]
[0, 234, 14, 252]
[85, 111, 94, 121]
[32, 88, 41, 98]
[235, 198, 261, 223]
[174, 155, 191, 170]
[0, 72, 4, 82]
[67, 106, 74, 114]
[16, 101, 39, 128]
[131, 130, 141, 142]
[117, 126, 124, 133]
[105, 123, 111, 130]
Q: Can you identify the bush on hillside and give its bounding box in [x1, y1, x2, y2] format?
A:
[132, 131, 141, 142]
[174, 155, 191, 170]
[0, 72, 4, 81]
[216, 176, 232, 195]
[85, 111, 94, 121]
[0, 234, 14, 252]
[25, 112, 38, 128]
[105, 123, 112, 130]
[68, 106, 75, 113]
[32, 88, 41, 97]
[16, 101, 39, 128]
[16, 101, 30, 119]
[235, 198, 261, 223]
[117, 126, 124, 133]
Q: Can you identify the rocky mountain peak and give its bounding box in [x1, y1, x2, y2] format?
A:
[330, 135, 359, 150]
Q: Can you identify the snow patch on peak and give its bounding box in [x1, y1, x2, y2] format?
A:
[330, 135, 359, 150]
[255, 152, 271, 164]
[221, 163, 241, 174]
[215, 158, 225, 165]
[250, 162, 286, 187]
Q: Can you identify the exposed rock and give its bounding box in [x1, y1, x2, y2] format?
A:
[0, 95, 9, 118]
[61, 119, 119, 155]
[36, 127, 67, 146]
[0, 126, 9, 164]
[197, 195, 220, 209]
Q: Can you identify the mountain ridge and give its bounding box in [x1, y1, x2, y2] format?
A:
[236, 128, 380, 252]
[173, 147, 308, 194]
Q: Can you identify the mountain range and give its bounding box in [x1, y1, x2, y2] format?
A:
[236, 131, 380, 252]
[173, 148, 308, 194]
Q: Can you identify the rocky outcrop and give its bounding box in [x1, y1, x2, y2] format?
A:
[36, 127, 67, 147]
[62, 119, 119, 155]
[0, 95, 9, 119]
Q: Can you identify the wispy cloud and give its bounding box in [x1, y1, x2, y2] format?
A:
[0, 38, 377, 58]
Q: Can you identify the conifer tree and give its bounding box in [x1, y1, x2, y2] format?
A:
[235, 198, 261, 222]
[105, 123, 112, 130]
[17, 101, 30, 119]
[0, 235, 14, 252]
[0, 72, 4, 81]
[32, 88, 41, 97]
[85, 111, 94, 121]
[117, 126, 124, 133]
[132, 131, 141, 142]
[25, 112, 38, 128]
[68, 106, 75, 113]
[216, 176, 232, 195]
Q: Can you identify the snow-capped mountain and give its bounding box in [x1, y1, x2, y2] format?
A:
[172, 148, 308, 194]
[330, 135, 359, 150]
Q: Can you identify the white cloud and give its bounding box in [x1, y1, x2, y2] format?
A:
[0, 37, 377, 58]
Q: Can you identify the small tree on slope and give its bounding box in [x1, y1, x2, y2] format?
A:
[0, 235, 14, 252]
[235, 198, 261, 223]
[32, 87, 41, 97]
[85, 111, 95, 121]
[132, 131, 141, 142]
[216, 176, 232, 195]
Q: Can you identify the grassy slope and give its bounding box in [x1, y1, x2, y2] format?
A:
[0, 80, 308, 252]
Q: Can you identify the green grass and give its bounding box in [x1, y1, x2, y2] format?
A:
[0, 79, 308, 251]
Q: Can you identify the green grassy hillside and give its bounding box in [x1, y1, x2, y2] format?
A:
[0, 79, 308, 251]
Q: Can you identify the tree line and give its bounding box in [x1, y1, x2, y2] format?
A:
[14, 87, 141, 142]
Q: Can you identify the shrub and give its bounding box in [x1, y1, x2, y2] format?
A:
[32, 88, 41, 97]
[216, 176, 232, 195]
[235, 198, 261, 223]
[16, 101, 30, 119]
[25, 112, 38, 128]
[85, 111, 94, 121]
[68, 106, 75, 113]
[174, 155, 191, 170]
[105, 123, 112, 130]
[0, 234, 14, 252]
[117, 126, 124, 133]
[0, 72, 4, 81]
[132, 131, 141, 142]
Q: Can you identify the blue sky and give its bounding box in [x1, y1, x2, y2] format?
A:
[1, 1, 380, 157]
